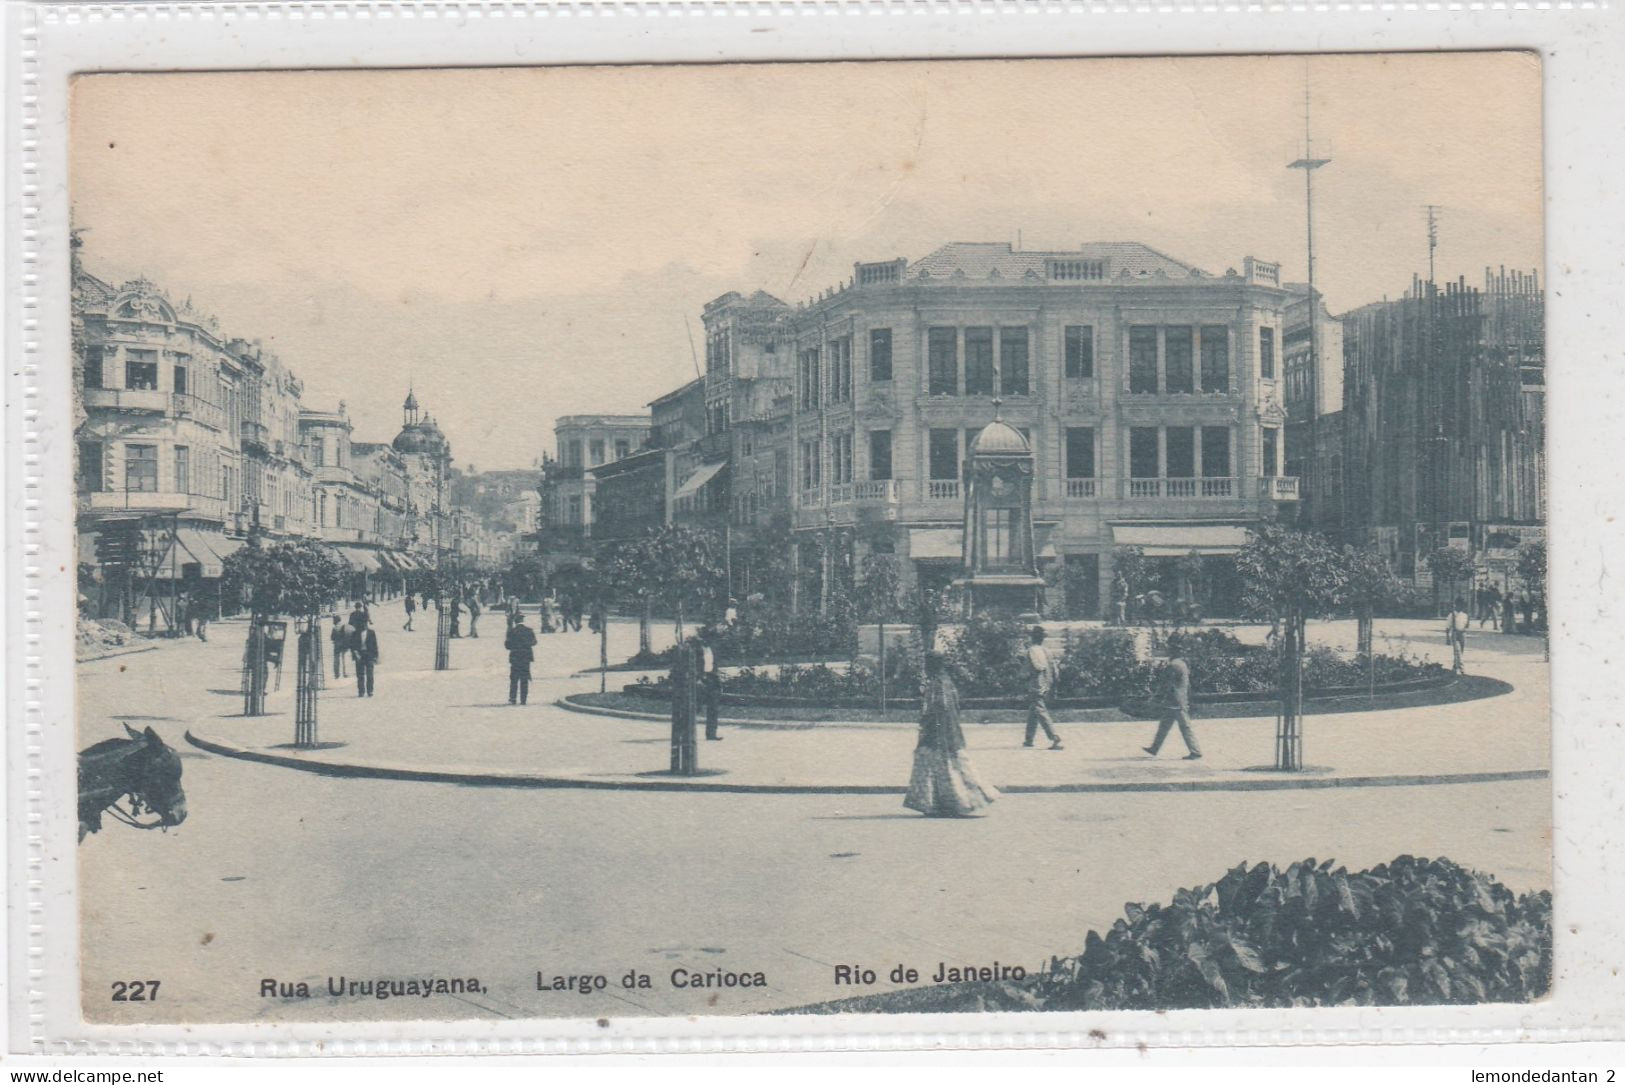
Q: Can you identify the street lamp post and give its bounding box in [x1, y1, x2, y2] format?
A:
[433, 455, 451, 671]
[820, 511, 835, 616]
[242, 504, 270, 717]
[1430, 422, 1449, 616]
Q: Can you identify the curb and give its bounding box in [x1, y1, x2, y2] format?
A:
[76, 644, 162, 664]
[185, 730, 1549, 796]
[553, 696, 890, 731]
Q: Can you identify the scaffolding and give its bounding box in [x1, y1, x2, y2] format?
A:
[1341, 268, 1545, 576]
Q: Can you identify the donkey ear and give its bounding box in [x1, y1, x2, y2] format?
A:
[124, 722, 144, 741]
[144, 726, 161, 743]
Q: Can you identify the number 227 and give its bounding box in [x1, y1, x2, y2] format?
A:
[110, 980, 159, 1001]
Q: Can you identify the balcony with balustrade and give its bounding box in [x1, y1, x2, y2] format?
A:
[851, 479, 899, 505]
[1063, 478, 1098, 499]
[697, 432, 730, 463]
[239, 419, 271, 453]
[167, 393, 226, 429]
[924, 479, 962, 503]
[84, 387, 171, 414]
[1261, 475, 1300, 501]
[1125, 476, 1239, 500]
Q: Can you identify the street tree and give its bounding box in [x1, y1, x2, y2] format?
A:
[1112, 545, 1152, 600]
[1515, 539, 1547, 614]
[220, 539, 351, 725]
[651, 524, 726, 640]
[597, 538, 660, 656]
[1234, 524, 1351, 770]
[1426, 546, 1478, 613]
[1342, 545, 1405, 667]
[221, 539, 351, 621]
[1176, 549, 1206, 619]
[856, 553, 913, 709]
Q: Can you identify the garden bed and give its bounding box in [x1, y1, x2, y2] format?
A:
[621, 673, 1457, 712]
[568, 674, 1510, 725]
[588, 649, 849, 674]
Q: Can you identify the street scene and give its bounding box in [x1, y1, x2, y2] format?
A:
[79, 604, 1548, 1022]
[70, 53, 1549, 1022]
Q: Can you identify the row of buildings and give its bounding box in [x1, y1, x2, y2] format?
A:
[72, 242, 525, 627]
[538, 239, 1546, 618]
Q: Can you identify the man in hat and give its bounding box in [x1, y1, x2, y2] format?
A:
[697, 625, 722, 741]
[1023, 626, 1063, 750]
[504, 611, 538, 705]
[1144, 641, 1201, 760]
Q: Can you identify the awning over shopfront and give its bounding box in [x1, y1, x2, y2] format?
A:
[908, 527, 964, 560]
[211, 535, 245, 564]
[673, 460, 727, 500]
[170, 528, 228, 579]
[334, 546, 384, 573]
[1110, 523, 1252, 557]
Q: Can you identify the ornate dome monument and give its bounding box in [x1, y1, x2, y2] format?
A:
[956, 399, 1044, 617]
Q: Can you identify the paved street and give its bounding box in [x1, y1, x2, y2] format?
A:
[78, 601, 1551, 1024]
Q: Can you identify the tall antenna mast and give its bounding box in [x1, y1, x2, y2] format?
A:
[1424, 204, 1442, 288]
[1288, 62, 1332, 535]
[683, 313, 703, 380]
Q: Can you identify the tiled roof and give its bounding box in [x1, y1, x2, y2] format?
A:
[908, 241, 1205, 281]
[75, 271, 116, 305]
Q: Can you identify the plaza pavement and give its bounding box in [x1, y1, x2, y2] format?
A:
[75, 601, 1553, 1024]
[171, 600, 1549, 794]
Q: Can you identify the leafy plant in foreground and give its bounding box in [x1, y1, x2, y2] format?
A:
[1035, 857, 1550, 1010]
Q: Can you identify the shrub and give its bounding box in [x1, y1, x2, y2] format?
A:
[941, 614, 1031, 697]
[722, 657, 922, 702]
[706, 601, 857, 662]
[1036, 857, 1551, 1009]
[1054, 629, 1146, 698]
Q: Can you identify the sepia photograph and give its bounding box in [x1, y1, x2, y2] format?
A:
[66, 53, 1550, 1025]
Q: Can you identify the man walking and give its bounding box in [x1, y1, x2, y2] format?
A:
[1023, 626, 1063, 750]
[449, 594, 463, 638]
[467, 595, 481, 639]
[1479, 583, 1501, 630]
[403, 591, 416, 631]
[348, 601, 370, 640]
[504, 612, 537, 705]
[1144, 642, 1201, 760]
[698, 627, 722, 741]
[330, 615, 349, 678]
[1447, 596, 1471, 674]
[353, 624, 379, 697]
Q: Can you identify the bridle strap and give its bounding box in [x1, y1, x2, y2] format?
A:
[101, 796, 165, 830]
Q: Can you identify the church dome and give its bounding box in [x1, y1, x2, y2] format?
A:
[971, 419, 1030, 455]
[392, 417, 449, 458]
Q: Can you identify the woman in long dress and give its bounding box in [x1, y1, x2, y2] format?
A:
[904, 652, 999, 817]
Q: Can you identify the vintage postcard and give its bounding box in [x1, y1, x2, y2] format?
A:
[52, 48, 1565, 1037]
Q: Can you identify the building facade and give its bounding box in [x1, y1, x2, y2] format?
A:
[770, 242, 1301, 615]
[1282, 286, 1346, 537]
[1341, 269, 1545, 584]
[538, 414, 652, 547]
[74, 252, 504, 625]
[74, 269, 270, 621]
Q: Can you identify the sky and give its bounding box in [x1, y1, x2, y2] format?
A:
[71, 53, 1542, 470]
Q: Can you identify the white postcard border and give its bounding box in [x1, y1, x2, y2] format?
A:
[8, 0, 1624, 1055]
